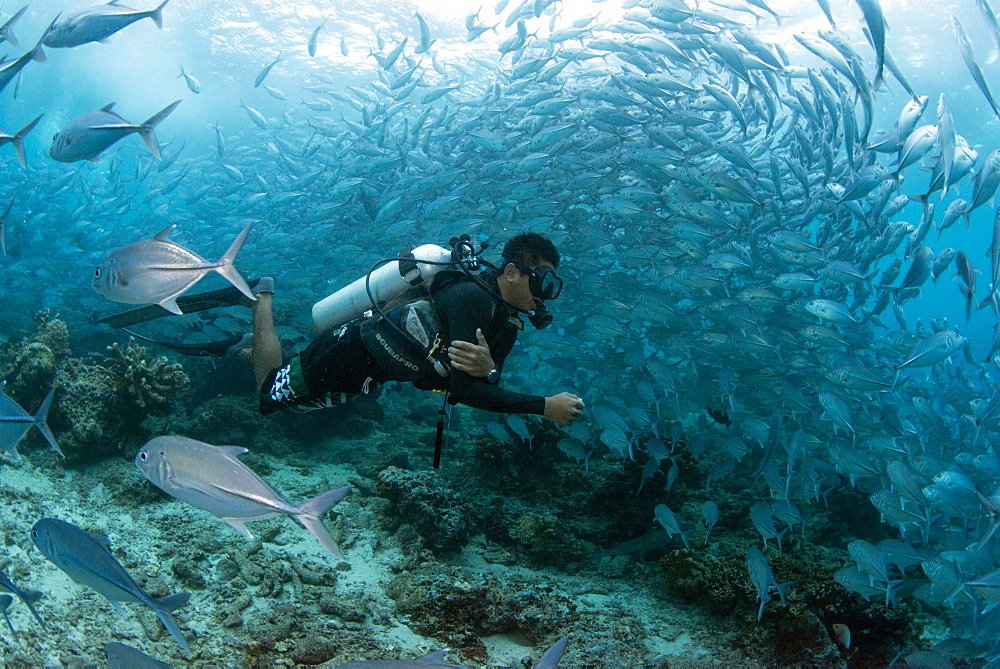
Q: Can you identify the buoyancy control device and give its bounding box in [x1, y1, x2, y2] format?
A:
[309, 236, 486, 382]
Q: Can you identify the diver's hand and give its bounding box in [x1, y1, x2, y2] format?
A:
[544, 392, 585, 426]
[448, 328, 495, 377]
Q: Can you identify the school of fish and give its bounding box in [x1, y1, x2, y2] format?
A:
[3, 0, 1000, 663]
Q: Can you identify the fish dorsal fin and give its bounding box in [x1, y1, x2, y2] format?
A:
[218, 445, 249, 458]
[99, 102, 116, 112]
[153, 224, 175, 241]
[87, 531, 111, 548]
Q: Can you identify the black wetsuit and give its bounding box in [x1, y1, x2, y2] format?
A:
[259, 273, 546, 416]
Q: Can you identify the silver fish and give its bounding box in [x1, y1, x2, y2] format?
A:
[254, 52, 281, 87]
[308, 18, 327, 57]
[854, 0, 886, 87]
[239, 99, 268, 130]
[0, 382, 61, 458]
[91, 221, 255, 314]
[49, 100, 180, 162]
[31, 518, 190, 652]
[43, 0, 170, 48]
[952, 14, 1000, 118]
[135, 436, 351, 560]
[178, 65, 200, 94]
[415, 11, 436, 53]
[104, 642, 172, 669]
[746, 546, 791, 621]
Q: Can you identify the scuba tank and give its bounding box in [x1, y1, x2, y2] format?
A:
[312, 236, 555, 335]
[312, 243, 453, 333]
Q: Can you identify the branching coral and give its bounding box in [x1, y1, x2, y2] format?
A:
[99, 338, 189, 418]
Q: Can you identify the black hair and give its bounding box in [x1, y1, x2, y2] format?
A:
[501, 232, 561, 269]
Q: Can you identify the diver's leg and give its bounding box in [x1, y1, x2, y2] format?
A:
[252, 290, 283, 389]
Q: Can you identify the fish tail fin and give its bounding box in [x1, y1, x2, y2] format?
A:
[11, 114, 41, 169]
[0, 28, 16, 48]
[138, 99, 181, 160]
[22, 590, 46, 629]
[149, 0, 170, 29]
[0, 597, 12, 635]
[776, 580, 795, 604]
[29, 36, 45, 63]
[214, 220, 255, 301]
[0, 6, 27, 47]
[154, 591, 190, 613]
[294, 485, 351, 561]
[152, 593, 190, 653]
[33, 388, 62, 457]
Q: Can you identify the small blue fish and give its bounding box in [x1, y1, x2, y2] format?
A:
[254, 52, 281, 87]
[31, 518, 191, 652]
[746, 546, 793, 621]
[104, 641, 173, 669]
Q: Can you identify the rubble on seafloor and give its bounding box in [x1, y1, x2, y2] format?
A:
[0, 314, 928, 666]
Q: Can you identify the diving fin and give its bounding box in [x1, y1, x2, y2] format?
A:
[120, 328, 248, 358]
[98, 278, 261, 329]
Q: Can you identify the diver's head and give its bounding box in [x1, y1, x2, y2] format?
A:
[498, 233, 562, 323]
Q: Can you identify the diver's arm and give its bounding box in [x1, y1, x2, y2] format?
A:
[448, 371, 546, 414]
[437, 284, 545, 414]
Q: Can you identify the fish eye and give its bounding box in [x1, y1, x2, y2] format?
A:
[94, 268, 100, 277]
[138, 451, 147, 461]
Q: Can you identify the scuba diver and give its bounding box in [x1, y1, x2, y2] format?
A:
[98, 232, 585, 464]
[234, 232, 585, 428]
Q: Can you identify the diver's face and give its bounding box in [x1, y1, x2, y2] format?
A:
[499, 260, 554, 311]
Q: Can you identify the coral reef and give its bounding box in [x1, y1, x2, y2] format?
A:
[384, 563, 576, 661]
[375, 466, 472, 554]
[0, 316, 198, 463]
[0, 310, 71, 401]
[654, 532, 920, 665]
[99, 338, 189, 420]
[51, 357, 117, 460]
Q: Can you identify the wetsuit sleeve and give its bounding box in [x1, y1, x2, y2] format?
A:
[436, 283, 546, 415]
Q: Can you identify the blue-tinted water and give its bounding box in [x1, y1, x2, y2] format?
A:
[3, 0, 1000, 665]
